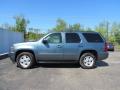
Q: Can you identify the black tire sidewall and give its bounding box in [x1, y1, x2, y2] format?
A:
[79, 53, 96, 69]
[16, 52, 34, 69]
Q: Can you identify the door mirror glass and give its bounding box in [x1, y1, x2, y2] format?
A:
[42, 39, 48, 44]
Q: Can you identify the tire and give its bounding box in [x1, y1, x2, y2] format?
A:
[79, 53, 96, 69]
[16, 52, 35, 69]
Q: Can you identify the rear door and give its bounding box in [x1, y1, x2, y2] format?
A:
[63, 33, 81, 60]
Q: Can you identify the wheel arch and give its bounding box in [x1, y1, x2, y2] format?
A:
[79, 50, 98, 60]
[15, 49, 36, 62]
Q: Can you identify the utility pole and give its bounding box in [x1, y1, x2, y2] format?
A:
[106, 22, 109, 42]
[24, 30, 26, 42]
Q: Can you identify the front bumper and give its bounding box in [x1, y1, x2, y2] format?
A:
[9, 51, 16, 63]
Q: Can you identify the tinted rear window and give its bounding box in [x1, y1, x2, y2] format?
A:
[66, 33, 80, 43]
[82, 33, 103, 42]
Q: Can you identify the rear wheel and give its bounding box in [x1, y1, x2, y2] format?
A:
[16, 52, 35, 69]
[79, 53, 96, 69]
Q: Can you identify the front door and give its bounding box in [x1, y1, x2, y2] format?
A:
[38, 33, 63, 60]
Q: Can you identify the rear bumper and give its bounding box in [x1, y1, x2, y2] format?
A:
[98, 52, 109, 60]
[108, 48, 114, 51]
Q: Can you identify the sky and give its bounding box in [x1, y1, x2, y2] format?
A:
[0, 0, 120, 32]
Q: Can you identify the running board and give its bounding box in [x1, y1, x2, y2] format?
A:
[37, 60, 78, 63]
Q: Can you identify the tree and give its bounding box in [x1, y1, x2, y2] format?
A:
[52, 18, 83, 32]
[53, 18, 67, 32]
[14, 15, 29, 40]
[0, 23, 10, 30]
[85, 27, 93, 32]
[0, 23, 15, 31]
[68, 23, 81, 32]
[111, 22, 120, 44]
[28, 28, 43, 40]
[95, 21, 108, 40]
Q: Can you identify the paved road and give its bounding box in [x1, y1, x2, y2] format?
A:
[0, 52, 120, 90]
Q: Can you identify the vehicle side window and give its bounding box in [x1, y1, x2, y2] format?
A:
[46, 33, 62, 43]
[82, 33, 103, 42]
[65, 33, 80, 43]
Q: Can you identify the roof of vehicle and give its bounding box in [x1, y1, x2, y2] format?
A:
[59, 31, 99, 34]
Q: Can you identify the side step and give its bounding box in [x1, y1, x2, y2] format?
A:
[37, 60, 78, 64]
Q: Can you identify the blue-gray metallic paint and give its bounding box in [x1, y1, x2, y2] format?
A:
[10, 32, 108, 63]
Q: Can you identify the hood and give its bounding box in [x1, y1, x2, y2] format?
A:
[13, 42, 37, 47]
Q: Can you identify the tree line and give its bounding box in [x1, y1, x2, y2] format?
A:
[0, 15, 120, 45]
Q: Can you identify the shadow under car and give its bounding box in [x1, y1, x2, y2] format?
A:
[31, 60, 109, 69]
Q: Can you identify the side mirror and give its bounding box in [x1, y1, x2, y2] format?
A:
[42, 39, 48, 44]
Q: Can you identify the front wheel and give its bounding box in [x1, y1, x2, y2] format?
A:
[79, 53, 96, 69]
[16, 52, 35, 69]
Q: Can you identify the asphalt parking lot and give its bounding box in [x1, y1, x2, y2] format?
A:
[0, 52, 120, 90]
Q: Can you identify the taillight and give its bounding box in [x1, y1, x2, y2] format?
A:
[104, 42, 108, 52]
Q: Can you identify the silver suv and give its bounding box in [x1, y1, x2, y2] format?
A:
[10, 32, 108, 69]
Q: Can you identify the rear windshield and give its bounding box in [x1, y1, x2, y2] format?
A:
[82, 33, 103, 43]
